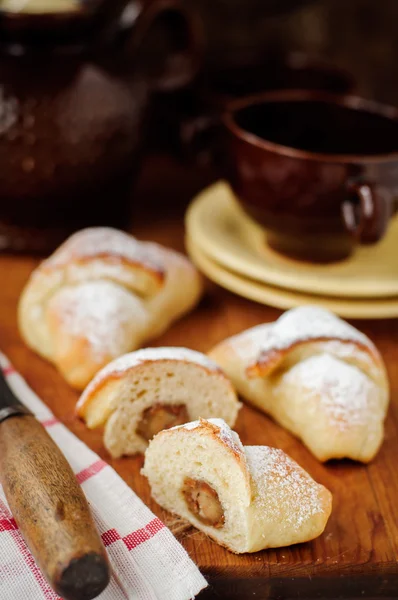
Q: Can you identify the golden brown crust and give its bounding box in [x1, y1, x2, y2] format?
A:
[18, 229, 203, 389]
[41, 254, 165, 288]
[52, 336, 102, 391]
[159, 418, 249, 475]
[76, 355, 231, 420]
[247, 337, 382, 378]
[143, 419, 333, 553]
[35, 227, 169, 299]
[208, 308, 389, 463]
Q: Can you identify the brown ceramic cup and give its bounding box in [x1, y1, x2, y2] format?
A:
[223, 90, 398, 262]
[179, 55, 354, 166]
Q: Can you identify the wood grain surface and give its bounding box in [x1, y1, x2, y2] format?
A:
[1, 158, 397, 599]
[0, 415, 110, 600]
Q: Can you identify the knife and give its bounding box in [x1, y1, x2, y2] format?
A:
[0, 367, 110, 600]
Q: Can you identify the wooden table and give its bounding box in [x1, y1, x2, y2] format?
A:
[1, 157, 398, 599]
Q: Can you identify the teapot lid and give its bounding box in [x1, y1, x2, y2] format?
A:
[0, 0, 127, 45]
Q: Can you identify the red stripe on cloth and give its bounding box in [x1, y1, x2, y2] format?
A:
[102, 528, 121, 547]
[123, 518, 165, 551]
[2, 365, 15, 376]
[0, 499, 58, 599]
[76, 459, 107, 484]
[101, 518, 165, 551]
[0, 517, 17, 532]
[10, 527, 59, 599]
[40, 417, 59, 428]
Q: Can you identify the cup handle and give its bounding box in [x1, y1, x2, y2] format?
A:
[342, 181, 393, 244]
[128, 0, 203, 92]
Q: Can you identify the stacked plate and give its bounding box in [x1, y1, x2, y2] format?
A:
[185, 181, 398, 319]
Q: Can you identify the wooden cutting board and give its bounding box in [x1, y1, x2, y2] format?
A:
[1, 219, 398, 600]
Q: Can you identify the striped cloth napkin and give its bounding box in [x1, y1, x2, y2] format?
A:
[0, 354, 207, 600]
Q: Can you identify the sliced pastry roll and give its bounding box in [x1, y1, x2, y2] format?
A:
[77, 347, 241, 457]
[209, 306, 389, 463]
[142, 418, 332, 553]
[18, 227, 203, 389]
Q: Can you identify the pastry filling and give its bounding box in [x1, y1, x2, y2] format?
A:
[182, 477, 225, 528]
[137, 403, 188, 440]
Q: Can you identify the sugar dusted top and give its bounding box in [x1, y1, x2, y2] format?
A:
[43, 227, 165, 274]
[225, 322, 273, 363]
[171, 418, 245, 459]
[79, 347, 223, 403]
[50, 281, 149, 360]
[244, 306, 376, 375]
[257, 306, 374, 355]
[245, 446, 329, 529]
[279, 353, 378, 431]
[101, 347, 221, 376]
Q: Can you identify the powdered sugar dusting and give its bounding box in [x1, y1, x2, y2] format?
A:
[229, 323, 273, 363]
[255, 306, 374, 357]
[49, 281, 149, 360]
[209, 418, 244, 457]
[322, 340, 374, 363]
[174, 419, 203, 431]
[172, 417, 225, 431]
[144, 241, 192, 269]
[103, 347, 220, 376]
[245, 446, 326, 529]
[45, 227, 165, 274]
[171, 418, 245, 457]
[280, 353, 376, 430]
[83, 347, 222, 395]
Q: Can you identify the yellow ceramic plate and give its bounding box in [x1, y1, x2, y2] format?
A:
[1, 0, 80, 13]
[186, 181, 398, 298]
[186, 236, 398, 319]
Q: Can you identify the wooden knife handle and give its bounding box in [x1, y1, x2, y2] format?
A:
[0, 415, 110, 600]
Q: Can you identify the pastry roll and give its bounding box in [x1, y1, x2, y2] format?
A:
[209, 306, 389, 463]
[77, 348, 241, 457]
[18, 227, 203, 389]
[142, 418, 332, 553]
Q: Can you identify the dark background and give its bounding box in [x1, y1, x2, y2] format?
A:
[186, 0, 398, 105]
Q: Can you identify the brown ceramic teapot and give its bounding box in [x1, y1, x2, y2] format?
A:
[0, 0, 201, 252]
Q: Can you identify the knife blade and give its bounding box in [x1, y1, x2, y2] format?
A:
[0, 366, 110, 600]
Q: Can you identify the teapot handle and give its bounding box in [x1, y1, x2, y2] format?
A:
[126, 0, 203, 92]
